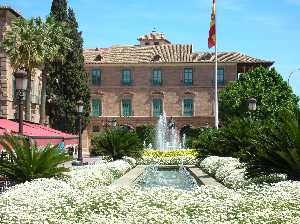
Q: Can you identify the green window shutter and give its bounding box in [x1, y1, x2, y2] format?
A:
[217, 68, 225, 84]
[92, 99, 101, 116]
[122, 69, 132, 85]
[91, 69, 101, 85]
[122, 99, 132, 116]
[153, 99, 163, 117]
[184, 68, 193, 85]
[152, 69, 162, 85]
[183, 99, 193, 116]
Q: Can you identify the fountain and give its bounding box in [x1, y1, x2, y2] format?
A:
[155, 112, 185, 150]
[136, 165, 199, 190]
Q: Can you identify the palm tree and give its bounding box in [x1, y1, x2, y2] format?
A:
[0, 135, 71, 183]
[1, 18, 44, 121]
[1, 17, 71, 123]
[38, 17, 72, 124]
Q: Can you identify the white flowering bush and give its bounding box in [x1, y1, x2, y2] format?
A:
[64, 159, 133, 190]
[1, 179, 300, 223]
[199, 156, 287, 189]
[138, 155, 198, 165]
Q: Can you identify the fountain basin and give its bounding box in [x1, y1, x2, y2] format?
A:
[111, 165, 222, 189]
[135, 166, 199, 190]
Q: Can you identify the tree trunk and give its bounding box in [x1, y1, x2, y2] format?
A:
[25, 71, 32, 121]
[39, 69, 48, 124]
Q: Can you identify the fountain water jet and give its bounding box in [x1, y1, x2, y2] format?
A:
[155, 112, 185, 150]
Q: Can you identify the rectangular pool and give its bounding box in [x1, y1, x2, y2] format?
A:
[135, 166, 200, 190]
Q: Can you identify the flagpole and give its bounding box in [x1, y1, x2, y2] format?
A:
[214, 1, 219, 129]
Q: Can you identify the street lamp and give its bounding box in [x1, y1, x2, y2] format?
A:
[112, 119, 117, 127]
[248, 98, 257, 112]
[14, 70, 28, 135]
[288, 69, 300, 85]
[77, 100, 84, 164]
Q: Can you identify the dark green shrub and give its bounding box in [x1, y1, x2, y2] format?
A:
[90, 127, 144, 160]
[244, 113, 300, 180]
[0, 135, 71, 183]
[184, 127, 203, 148]
[193, 117, 268, 158]
[191, 128, 220, 155]
[135, 125, 155, 146]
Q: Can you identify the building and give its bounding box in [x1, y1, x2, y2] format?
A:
[83, 31, 273, 149]
[0, 5, 274, 153]
[0, 6, 42, 123]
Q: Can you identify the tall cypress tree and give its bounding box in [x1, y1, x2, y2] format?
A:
[50, 0, 68, 21]
[47, 1, 90, 133]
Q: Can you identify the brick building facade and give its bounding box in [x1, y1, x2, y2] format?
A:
[83, 32, 273, 150]
[0, 6, 42, 123]
[0, 6, 273, 153]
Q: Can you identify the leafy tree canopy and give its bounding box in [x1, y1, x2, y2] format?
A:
[47, 5, 90, 133]
[219, 67, 299, 123]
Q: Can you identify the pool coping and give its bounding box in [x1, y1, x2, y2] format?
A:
[111, 165, 223, 188]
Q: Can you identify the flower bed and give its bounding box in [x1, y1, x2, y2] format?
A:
[64, 159, 133, 190]
[1, 179, 300, 223]
[143, 149, 198, 157]
[199, 156, 287, 189]
[1, 156, 300, 223]
[137, 149, 198, 165]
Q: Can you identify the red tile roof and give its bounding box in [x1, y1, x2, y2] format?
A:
[83, 44, 273, 65]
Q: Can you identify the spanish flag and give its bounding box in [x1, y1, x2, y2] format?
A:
[208, 0, 216, 49]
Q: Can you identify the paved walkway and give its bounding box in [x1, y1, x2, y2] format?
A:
[63, 155, 103, 168]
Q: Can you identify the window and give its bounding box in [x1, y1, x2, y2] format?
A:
[122, 69, 132, 85]
[152, 69, 162, 85]
[122, 99, 132, 116]
[217, 68, 225, 85]
[183, 99, 193, 116]
[154, 41, 159, 45]
[184, 68, 193, 85]
[91, 99, 101, 117]
[90, 69, 101, 85]
[152, 99, 163, 117]
[145, 42, 150, 45]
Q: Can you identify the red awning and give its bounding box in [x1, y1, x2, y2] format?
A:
[0, 118, 78, 148]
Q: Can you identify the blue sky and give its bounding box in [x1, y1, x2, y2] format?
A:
[3, 0, 300, 96]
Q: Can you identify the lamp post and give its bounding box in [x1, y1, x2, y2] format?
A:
[248, 98, 257, 119]
[288, 69, 300, 85]
[14, 70, 28, 135]
[77, 100, 84, 164]
[111, 119, 117, 127]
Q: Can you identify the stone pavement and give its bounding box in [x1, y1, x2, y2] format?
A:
[63, 155, 103, 168]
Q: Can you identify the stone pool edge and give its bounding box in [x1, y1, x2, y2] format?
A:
[111, 165, 223, 188]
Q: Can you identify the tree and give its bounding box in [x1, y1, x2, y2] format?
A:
[50, 0, 68, 21]
[90, 127, 144, 160]
[39, 17, 72, 124]
[1, 16, 71, 123]
[0, 135, 71, 183]
[244, 112, 300, 181]
[219, 67, 299, 123]
[47, 5, 90, 133]
[1, 18, 44, 121]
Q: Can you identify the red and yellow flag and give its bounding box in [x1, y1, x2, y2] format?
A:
[208, 0, 216, 48]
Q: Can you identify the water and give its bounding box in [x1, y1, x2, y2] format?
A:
[155, 112, 184, 150]
[136, 165, 199, 190]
